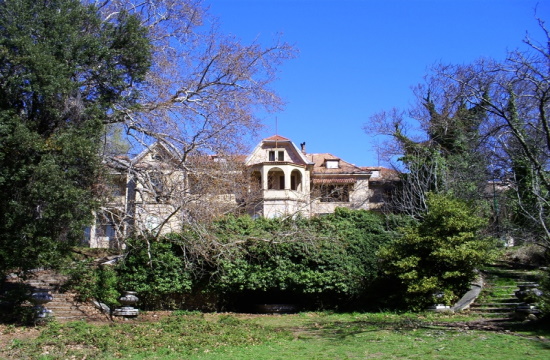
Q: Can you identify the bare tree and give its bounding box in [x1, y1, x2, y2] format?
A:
[94, 0, 294, 152]
[367, 17, 549, 245]
[434, 18, 549, 246]
[365, 74, 490, 219]
[86, 0, 295, 245]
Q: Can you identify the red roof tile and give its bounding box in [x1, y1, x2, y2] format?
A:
[312, 178, 357, 184]
[360, 166, 401, 181]
[264, 135, 290, 142]
[306, 153, 368, 175]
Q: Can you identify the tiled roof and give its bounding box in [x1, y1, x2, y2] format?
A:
[306, 153, 368, 175]
[360, 166, 401, 182]
[312, 178, 357, 184]
[244, 135, 312, 166]
[207, 154, 248, 162]
[264, 134, 291, 142]
[103, 155, 131, 171]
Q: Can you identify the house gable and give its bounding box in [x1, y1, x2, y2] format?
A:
[245, 135, 313, 167]
[132, 141, 181, 169]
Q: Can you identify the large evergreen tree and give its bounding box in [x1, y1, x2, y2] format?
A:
[0, 0, 151, 275]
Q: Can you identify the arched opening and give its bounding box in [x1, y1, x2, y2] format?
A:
[290, 169, 302, 191]
[267, 167, 285, 190]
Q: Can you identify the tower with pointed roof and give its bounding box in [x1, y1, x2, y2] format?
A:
[245, 135, 314, 218]
[244, 135, 374, 218]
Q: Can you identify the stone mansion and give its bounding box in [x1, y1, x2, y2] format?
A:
[85, 135, 397, 248]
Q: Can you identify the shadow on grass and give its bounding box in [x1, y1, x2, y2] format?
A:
[295, 314, 550, 351]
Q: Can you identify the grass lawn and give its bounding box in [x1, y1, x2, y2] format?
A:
[1, 312, 549, 359]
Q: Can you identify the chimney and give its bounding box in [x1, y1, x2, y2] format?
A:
[300, 142, 306, 154]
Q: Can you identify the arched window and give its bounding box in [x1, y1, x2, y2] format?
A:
[267, 168, 285, 190]
[290, 169, 302, 191]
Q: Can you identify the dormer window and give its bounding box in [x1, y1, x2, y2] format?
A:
[268, 150, 284, 161]
[326, 159, 339, 169]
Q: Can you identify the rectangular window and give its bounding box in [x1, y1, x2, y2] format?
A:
[318, 184, 351, 202]
[278, 151, 284, 161]
[108, 176, 126, 197]
[99, 224, 116, 238]
[279, 175, 285, 189]
[269, 151, 275, 161]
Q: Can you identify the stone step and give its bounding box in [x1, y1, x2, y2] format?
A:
[476, 302, 522, 307]
[47, 293, 74, 299]
[5, 269, 110, 322]
[470, 306, 516, 313]
[26, 282, 62, 288]
[42, 299, 107, 321]
[485, 291, 517, 295]
[471, 311, 515, 315]
[483, 271, 528, 277]
[482, 300, 522, 306]
[47, 301, 76, 307]
[469, 308, 513, 313]
[472, 263, 544, 319]
[47, 303, 81, 310]
[47, 308, 85, 314]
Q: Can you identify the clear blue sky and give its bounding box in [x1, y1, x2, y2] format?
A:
[205, 0, 548, 167]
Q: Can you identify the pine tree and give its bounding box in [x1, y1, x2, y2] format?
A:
[0, 0, 151, 275]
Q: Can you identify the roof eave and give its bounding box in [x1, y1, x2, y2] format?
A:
[313, 172, 372, 177]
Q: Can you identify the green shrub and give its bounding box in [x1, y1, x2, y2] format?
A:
[0, 282, 36, 324]
[110, 210, 400, 311]
[64, 260, 120, 308]
[378, 192, 497, 310]
[213, 209, 395, 310]
[115, 237, 196, 309]
[539, 267, 550, 317]
[504, 244, 548, 267]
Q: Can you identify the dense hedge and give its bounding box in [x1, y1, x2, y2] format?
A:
[213, 208, 395, 310]
[114, 208, 399, 311]
[70, 199, 497, 312]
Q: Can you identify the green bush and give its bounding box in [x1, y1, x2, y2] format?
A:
[0, 282, 36, 324]
[109, 210, 401, 311]
[213, 209, 395, 310]
[64, 260, 120, 308]
[378, 193, 497, 310]
[116, 238, 195, 309]
[539, 267, 550, 317]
